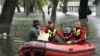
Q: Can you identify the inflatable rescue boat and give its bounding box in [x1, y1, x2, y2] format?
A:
[18, 41, 95, 56]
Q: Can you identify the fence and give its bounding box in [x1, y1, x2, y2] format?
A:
[67, 5, 96, 12]
[59, 2, 96, 12]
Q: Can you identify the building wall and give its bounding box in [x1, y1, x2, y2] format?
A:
[96, 1, 100, 16]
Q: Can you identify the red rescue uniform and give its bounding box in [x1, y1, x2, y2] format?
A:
[42, 26, 65, 42]
[68, 27, 86, 44]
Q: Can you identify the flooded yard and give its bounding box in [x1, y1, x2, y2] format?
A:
[0, 13, 100, 56]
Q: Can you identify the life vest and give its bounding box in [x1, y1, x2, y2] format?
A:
[47, 29, 56, 38]
[73, 28, 87, 40]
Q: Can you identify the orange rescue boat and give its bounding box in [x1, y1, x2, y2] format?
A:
[18, 41, 95, 56]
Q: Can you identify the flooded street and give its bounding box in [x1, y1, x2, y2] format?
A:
[0, 12, 100, 56]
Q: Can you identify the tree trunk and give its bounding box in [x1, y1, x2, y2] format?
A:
[93, 0, 99, 5]
[62, 0, 69, 13]
[0, 0, 18, 34]
[36, 0, 46, 25]
[29, 3, 33, 13]
[86, 5, 92, 15]
[25, 0, 31, 15]
[79, 0, 88, 20]
[33, 0, 36, 12]
[26, 7, 30, 16]
[51, 0, 59, 25]
[48, 2, 52, 15]
[16, 3, 21, 12]
[24, 0, 25, 12]
[79, 0, 89, 36]
[41, 10, 46, 25]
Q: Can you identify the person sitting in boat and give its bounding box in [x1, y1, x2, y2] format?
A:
[42, 20, 66, 43]
[67, 21, 87, 44]
[26, 20, 40, 42]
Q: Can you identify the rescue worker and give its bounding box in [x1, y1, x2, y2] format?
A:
[42, 20, 66, 43]
[26, 20, 40, 42]
[67, 21, 87, 44]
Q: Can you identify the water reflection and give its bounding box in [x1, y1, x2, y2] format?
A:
[0, 37, 15, 56]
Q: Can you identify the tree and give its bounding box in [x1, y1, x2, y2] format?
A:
[62, 0, 69, 13]
[24, 0, 47, 25]
[0, 0, 18, 34]
[35, 0, 47, 25]
[48, 1, 52, 15]
[51, 0, 59, 25]
[16, 3, 21, 12]
[79, 0, 88, 20]
[93, 0, 99, 5]
[23, 0, 26, 12]
[79, 0, 89, 35]
[29, 2, 34, 13]
[25, 0, 31, 15]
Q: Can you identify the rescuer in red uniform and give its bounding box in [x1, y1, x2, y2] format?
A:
[67, 21, 87, 44]
[42, 20, 66, 43]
